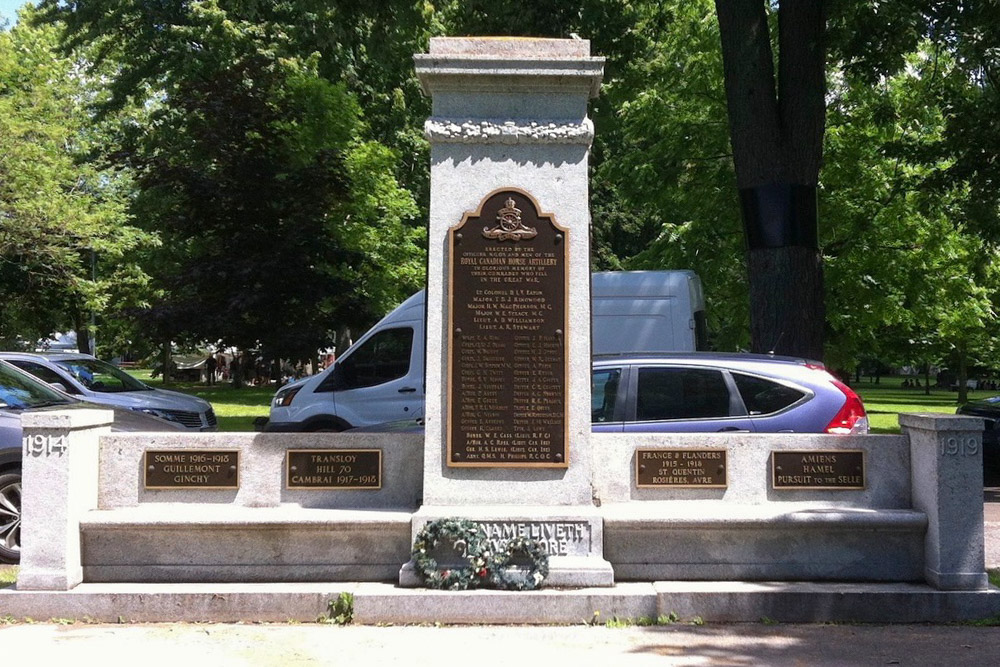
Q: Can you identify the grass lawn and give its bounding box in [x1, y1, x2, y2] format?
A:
[856, 379, 995, 434]
[129, 369, 275, 431]
[129, 369, 997, 434]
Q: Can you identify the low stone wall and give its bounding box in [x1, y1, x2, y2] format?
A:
[16, 411, 990, 591]
[97, 432, 423, 510]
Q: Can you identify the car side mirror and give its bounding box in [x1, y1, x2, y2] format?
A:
[49, 382, 69, 393]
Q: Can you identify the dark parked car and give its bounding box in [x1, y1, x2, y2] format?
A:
[350, 353, 869, 436]
[0, 360, 185, 564]
[956, 396, 1000, 474]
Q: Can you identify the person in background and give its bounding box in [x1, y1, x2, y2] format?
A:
[205, 354, 217, 385]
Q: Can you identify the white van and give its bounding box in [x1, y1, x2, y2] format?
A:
[262, 270, 705, 432]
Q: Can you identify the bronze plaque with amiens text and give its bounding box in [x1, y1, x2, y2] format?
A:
[636, 449, 728, 488]
[771, 450, 866, 489]
[144, 450, 239, 489]
[448, 189, 568, 468]
[286, 449, 381, 489]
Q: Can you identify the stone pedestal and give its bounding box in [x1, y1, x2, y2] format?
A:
[900, 413, 989, 590]
[406, 37, 611, 586]
[17, 409, 111, 590]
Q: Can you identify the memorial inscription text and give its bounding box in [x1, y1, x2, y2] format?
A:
[636, 449, 728, 488]
[771, 450, 866, 489]
[448, 190, 567, 467]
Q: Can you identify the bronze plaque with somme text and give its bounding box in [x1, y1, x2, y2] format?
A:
[771, 450, 866, 490]
[447, 189, 568, 468]
[286, 449, 382, 489]
[636, 448, 728, 488]
[144, 450, 239, 489]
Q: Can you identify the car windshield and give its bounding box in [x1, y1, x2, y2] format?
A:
[0, 361, 76, 409]
[54, 358, 150, 393]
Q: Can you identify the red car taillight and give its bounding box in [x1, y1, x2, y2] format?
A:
[825, 379, 869, 434]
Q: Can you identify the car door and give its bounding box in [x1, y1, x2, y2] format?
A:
[324, 325, 423, 427]
[622, 364, 756, 433]
[591, 366, 626, 432]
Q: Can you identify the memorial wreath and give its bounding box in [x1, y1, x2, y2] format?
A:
[488, 535, 550, 591]
[411, 518, 491, 590]
[412, 518, 550, 591]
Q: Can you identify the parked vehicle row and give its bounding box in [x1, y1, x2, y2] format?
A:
[0, 352, 217, 431]
[0, 359, 200, 563]
[260, 271, 709, 433]
[349, 353, 870, 437]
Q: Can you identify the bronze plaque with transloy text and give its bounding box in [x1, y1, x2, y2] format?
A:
[144, 450, 239, 489]
[286, 449, 382, 489]
[635, 448, 728, 488]
[448, 189, 568, 468]
[771, 450, 866, 489]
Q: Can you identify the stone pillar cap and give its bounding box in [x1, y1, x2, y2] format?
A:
[415, 37, 604, 98]
[898, 412, 984, 431]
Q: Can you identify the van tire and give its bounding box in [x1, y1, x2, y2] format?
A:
[0, 470, 22, 564]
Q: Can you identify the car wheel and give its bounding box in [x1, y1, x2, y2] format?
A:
[0, 471, 21, 564]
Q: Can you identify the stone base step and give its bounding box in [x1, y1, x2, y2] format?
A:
[1, 581, 998, 624]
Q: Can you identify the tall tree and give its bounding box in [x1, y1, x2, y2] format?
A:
[40, 0, 426, 363]
[0, 8, 156, 351]
[714, 0, 827, 359]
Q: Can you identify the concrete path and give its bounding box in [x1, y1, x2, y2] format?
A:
[2, 622, 1000, 666]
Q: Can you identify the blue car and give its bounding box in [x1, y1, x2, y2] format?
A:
[350, 353, 870, 437]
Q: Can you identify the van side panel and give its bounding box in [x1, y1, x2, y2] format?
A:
[591, 271, 703, 354]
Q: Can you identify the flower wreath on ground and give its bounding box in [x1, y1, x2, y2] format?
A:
[411, 518, 491, 590]
[412, 518, 550, 591]
[487, 535, 550, 591]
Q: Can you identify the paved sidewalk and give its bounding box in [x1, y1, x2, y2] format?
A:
[2, 622, 1000, 666]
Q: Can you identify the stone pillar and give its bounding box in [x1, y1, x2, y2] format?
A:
[900, 413, 989, 590]
[17, 409, 111, 590]
[404, 37, 613, 587]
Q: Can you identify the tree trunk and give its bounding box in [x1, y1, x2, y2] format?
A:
[161, 341, 172, 384]
[74, 310, 92, 356]
[923, 364, 931, 396]
[715, 0, 827, 360]
[746, 246, 825, 358]
[957, 347, 969, 405]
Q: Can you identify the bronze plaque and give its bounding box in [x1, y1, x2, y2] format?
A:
[771, 450, 866, 490]
[286, 449, 381, 489]
[636, 449, 728, 488]
[144, 450, 239, 489]
[448, 189, 568, 468]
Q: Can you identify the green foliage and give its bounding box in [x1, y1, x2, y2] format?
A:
[325, 592, 354, 625]
[0, 0, 995, 376]
[35, 0, 427, 362]
[0, 10, 156, 347]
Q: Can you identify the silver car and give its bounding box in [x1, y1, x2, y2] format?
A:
[0, 359, 186, 563]
[0, 352, 217, 431]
